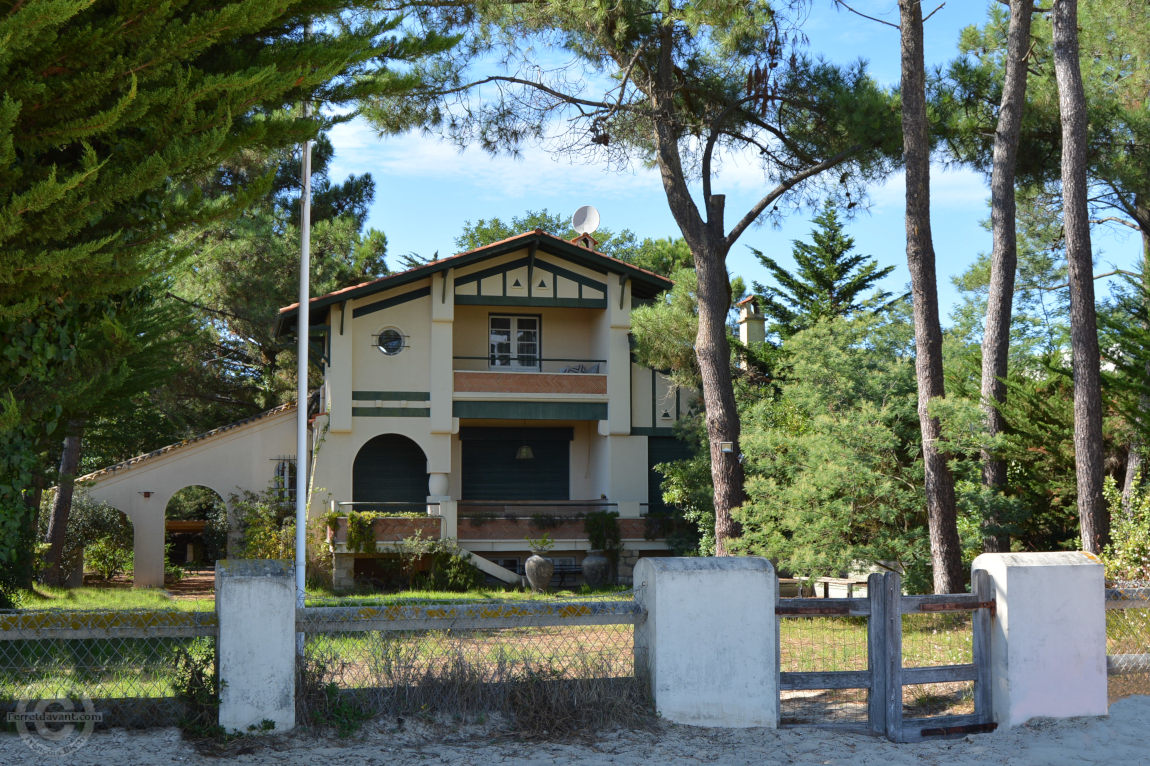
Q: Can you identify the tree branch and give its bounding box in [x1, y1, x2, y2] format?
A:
[1036, 269, 1137, 290]
[1090, 216, 1140, 230]
[725, 145, 861, 248]
[832, 0, 899, 29]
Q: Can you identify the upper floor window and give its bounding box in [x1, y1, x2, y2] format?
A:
[489, 315, 539, 370]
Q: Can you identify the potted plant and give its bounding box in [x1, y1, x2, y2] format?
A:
[524, 533, 555, 593]
[583, 511, 620, 588]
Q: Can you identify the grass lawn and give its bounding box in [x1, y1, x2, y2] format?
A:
[10, 582, 634, 612]
[13, 585, 213, 611]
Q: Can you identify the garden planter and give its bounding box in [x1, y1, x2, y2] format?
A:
[525, 553, 554, 593]
[581, 549, 611, 588]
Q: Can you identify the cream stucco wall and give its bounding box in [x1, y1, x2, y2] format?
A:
[83, 407, 298, 588]
[349, 287, 433, 395]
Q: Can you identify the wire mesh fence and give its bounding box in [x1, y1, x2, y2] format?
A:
[1106, 584, 1150, 703]
[778, 614, 869, 726]
[901, 613, 975, 719]
[0, 610, 217, 728]
[295, 600, 648, 734]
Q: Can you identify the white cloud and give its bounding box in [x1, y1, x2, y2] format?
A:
[870, 166, 989, 212]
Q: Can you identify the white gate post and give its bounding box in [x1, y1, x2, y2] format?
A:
[633, 557, 778, 727]
[972, 551, 1107, 727]
[215, 559, 296, 733]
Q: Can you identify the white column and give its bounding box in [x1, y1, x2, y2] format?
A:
[327, 303, 352, 433]
[634, 557, 778, 727]
[216, 559, 296, 733]
[972, 551, 1107, 727]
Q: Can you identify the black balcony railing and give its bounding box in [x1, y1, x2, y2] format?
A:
[453, 356, 606, 373]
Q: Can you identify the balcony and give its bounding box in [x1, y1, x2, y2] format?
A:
[452, 356, 607, 396]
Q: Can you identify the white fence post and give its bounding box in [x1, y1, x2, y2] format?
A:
[216, 559, 296, 733]
[972, 551, 1107, 727]
[633, 556, 778, 727]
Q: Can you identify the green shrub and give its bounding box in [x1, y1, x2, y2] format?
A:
[232, 487, 294, 560]
[346, 511, 375, 554]
[37, 493, 134, 583]
[419, 539, 484, 592]
[1102, 475, 1150, 583]
[86, 538, 134, 580]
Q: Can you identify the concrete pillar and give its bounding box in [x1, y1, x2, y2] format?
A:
[130, 493, 165, 588]
[634, 557, 778, 727]
[216, 559, 296, 733]
[617, 500, 641, 519]
[972, 551, 1108, 727]
[332, 553, 355, 592]
[429, 270, 455, 435]
[436, 498, 458, 539]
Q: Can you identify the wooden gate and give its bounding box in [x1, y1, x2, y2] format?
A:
[776, 570, 997, 742]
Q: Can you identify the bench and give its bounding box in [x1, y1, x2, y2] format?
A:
[551, 563, 583, 588]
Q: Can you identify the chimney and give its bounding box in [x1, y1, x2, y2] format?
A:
[736, 297, 765, 369]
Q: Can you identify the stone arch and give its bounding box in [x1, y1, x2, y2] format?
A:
[164, 485, 227, 566]
[352, 434, 430, 510]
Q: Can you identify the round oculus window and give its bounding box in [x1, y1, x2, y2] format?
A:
[376, 328, 405, 356]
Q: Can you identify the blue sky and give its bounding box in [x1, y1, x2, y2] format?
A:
[326, 0, 1142, 325]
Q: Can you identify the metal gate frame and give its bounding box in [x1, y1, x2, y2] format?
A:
[777, 570, 996, 742]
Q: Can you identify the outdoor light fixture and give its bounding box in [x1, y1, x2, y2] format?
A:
[660, 409, 672, 420]
[516, 445, 535, 460]
[719, 441, 735, 454]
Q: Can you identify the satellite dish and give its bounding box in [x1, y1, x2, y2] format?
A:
[572, 205, 600, 235]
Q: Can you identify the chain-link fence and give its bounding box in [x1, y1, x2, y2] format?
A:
[1106, 584, 1150, 703]
[0, 609, 218, 728]
[295, 599, 648, 734]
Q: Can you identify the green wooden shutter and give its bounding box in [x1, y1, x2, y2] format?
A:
[353, 434, 429, 505]
[461, 427, 571, 500]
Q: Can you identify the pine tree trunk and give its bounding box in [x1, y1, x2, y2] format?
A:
[899, 0, 964, 593]
[980, 0, 1033, 553]
[694, 231, 745, 556]
[1053, 0, 1107, 553]
[647, 24, 744, 555]
[43, 420, 85, 586]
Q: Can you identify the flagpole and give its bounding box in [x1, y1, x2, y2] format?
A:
[295, 93, 313, 634]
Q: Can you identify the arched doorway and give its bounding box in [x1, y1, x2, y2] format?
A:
[352, 435, 429, 509]
[164, 485, 227, 566]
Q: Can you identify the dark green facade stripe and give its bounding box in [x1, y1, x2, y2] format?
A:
[453, 401, 607, 420]
[630, 427, 677, 436]
[352, 286, 431, 318]
[352, 391, 431, 401]
[352, 407, 431, 418]
[454, 296, 606, 309]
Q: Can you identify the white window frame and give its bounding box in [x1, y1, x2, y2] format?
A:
[489, 314, 540, 371]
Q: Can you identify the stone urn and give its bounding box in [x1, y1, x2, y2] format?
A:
[581, 549, 611, 588]
[525, 552, 554, 593]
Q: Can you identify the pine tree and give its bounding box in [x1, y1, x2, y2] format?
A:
[0, 0, 454, 601]
[750, 201, 897, 339]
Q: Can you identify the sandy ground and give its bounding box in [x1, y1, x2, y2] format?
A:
[3, 695, 1149, 766]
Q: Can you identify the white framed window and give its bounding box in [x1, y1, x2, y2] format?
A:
[489, 315, 539, 370]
